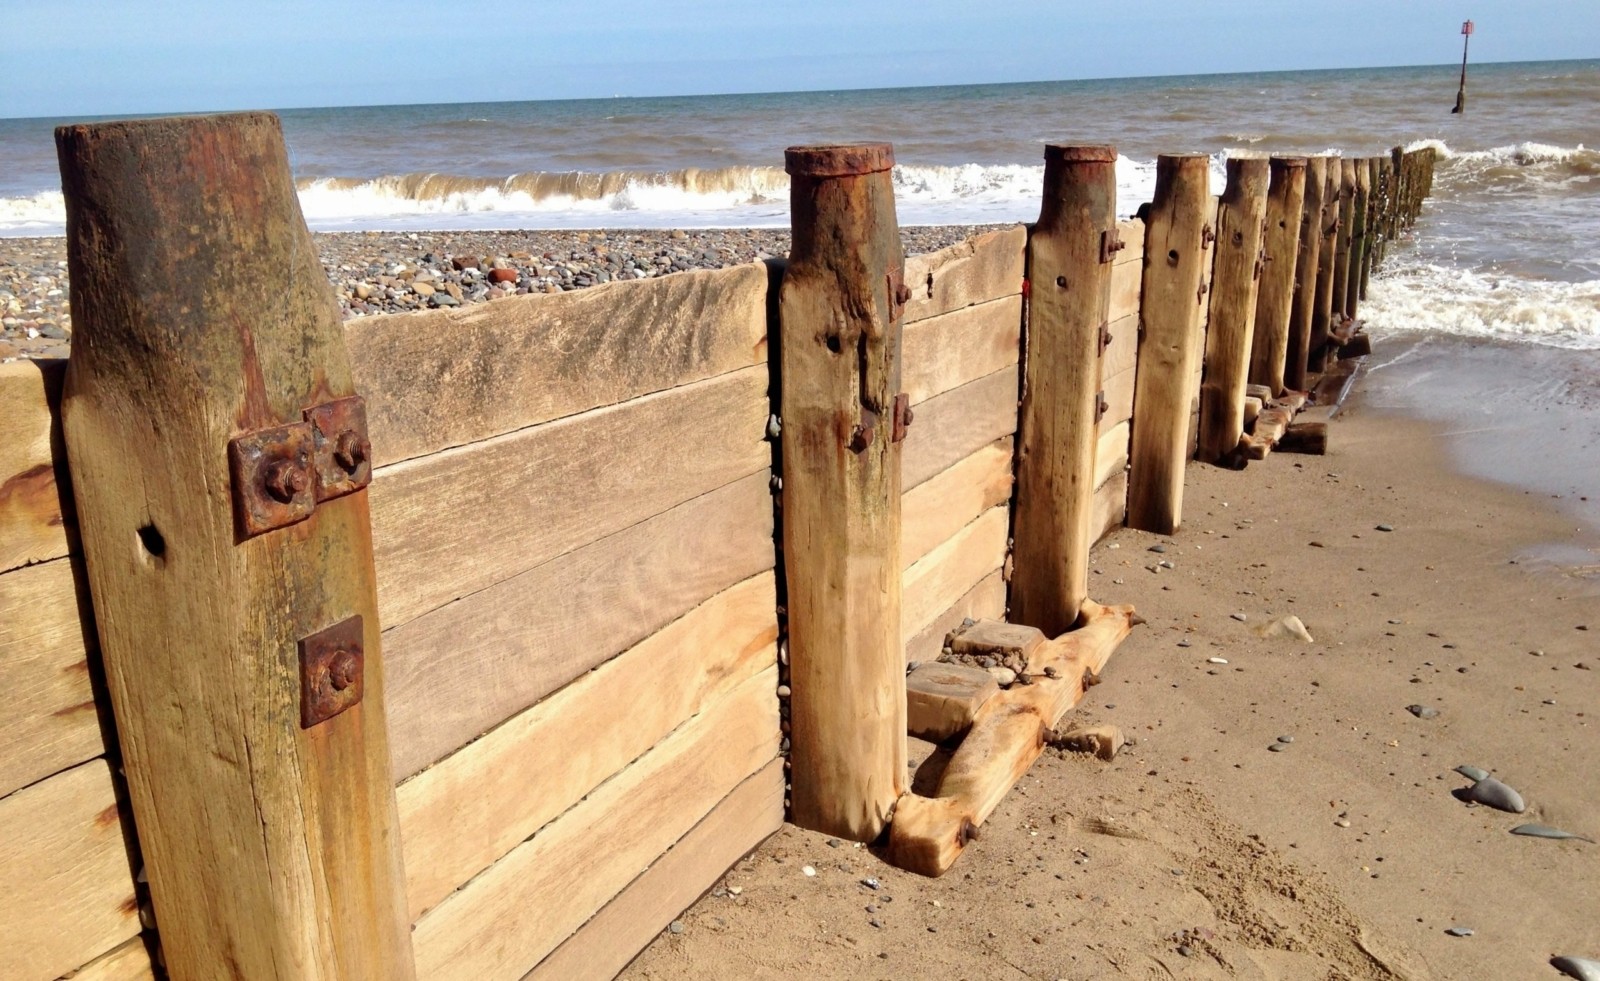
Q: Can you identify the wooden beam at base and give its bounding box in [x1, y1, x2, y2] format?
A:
[883, 601, 1140, 877]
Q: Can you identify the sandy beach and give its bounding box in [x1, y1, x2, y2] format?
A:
[623, 362, 1600, 980]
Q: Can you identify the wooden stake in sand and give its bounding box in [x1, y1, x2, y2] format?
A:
[780, 143, 908, 842]
[1013, 145, 1118, 636]
[885, 601, 1140, 877]
[1249, 157, 1308, 396]
[1308, 160, 1341, 374]
[1284, 155, 1326, 393]
[1197, 156, 1269, 465]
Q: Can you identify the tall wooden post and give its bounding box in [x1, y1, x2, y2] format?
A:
[1330, 158, 1357, 321]
[1359, 157, 1379, 298]
[56, 113, 415, 979]
[780, 143, 907, 842]
[1197, 156, 1269, 464]
[1308, 160, 1341, 374]
[1127, 154, 1211, 534]
[1284, 155, 1326, 393]
[1345, 157, 1371, 318]
[1248, 156, 1307, 396]
[1391, 146, 1407, 232]
[1012, 145, 1118, 637]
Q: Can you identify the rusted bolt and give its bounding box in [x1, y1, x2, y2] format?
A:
[263, 458, 307, 503]
[328, 649, 359, 691]
[848, 423, 875, 453]
[333, 430, 369, 474]
[895, 283, 912, 305]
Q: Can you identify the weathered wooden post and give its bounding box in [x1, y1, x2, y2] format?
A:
[56, 112, 415, 979]
[1308, 160, 1341, 374]
[1284, 155, 1326, 393]
[1345, 157, 1371, 318]
[1197, 156, 1269, 464]
[1127, 154, 1211, 534]
[1012, 145, 1118, 637]
[1248, 156, 1307, 396]
[1359, 157, 1380, 299]
[1331, 158, 1357, 320]
[780, 143, 907, 842]
[1390, 146, 1407, 233]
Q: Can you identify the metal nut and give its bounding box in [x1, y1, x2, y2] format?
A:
[263, 458, 308, 503]
[328, 649, 360, 691]
[333, 430, 369, 474]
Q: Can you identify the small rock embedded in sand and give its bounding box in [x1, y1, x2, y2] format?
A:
[1376, 524, 1395, 532]
[1511, 824, 1595, 843]
[1047, 724, 1125, 760]
[1465, 777, 1526, 813]
[1230, 613, 1248, 622]
[801, 866, 816, 877]
[1149, 544, 1167, 553]
[1455, 765, 1491, 782]
[1335, 818, 1351, 828]
[1257, 615, 1314, 642]
[668, 920, 685, 935]
[1552, 955, 1600, 981]
[1277, 735, 1294, 744]
[1444, 926, 1474, 937]
[986, 666, 1017, 686]
[1406, 704, 1440, 719]
[1268, 742, 1290, 752]
[1208, 656, 1228, 664]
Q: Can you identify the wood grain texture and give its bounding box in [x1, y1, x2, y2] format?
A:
[1012, 145, 1118, 636]
[1099, 364, 1135, 436]
[410, 666, 780, 980]
[902, 506, 1009, 648]
[1127, 154, 1212, 535]
[1248, 158, 1309, 396]
[1114, 219, 1145, 266]
[385, 469, 774, 781]
[524, 758, 785, 981]
[1092, 469, 1129, 543]
[903, 226, 1026, 323]
[0, 557, 105, 800]
[1197, 157, 1270, 464]
[1331, 158, 1358, 320]
[1108, 254, 1142, 322]
[902, 295, 1022, 405]
[370, 363, 770, 630]
[0, 360, 70, 574]
[1101, 313, 1138, 379]
[904, 571, 1007, 666]
[64, 937, 158, 981]
[903, 367, 1020, 491]
[901, 438, 1013, 570]
[346, 263, 769, 468]
[1094, 421, 1131, 490]
[0, 759, 139, 981]
[1285, 156, 1328, 392]
[1347, 158, 1372, 317]
[396, 571, 777, 920]
[1309, 160, 1340, 373]
[57, 111, 413, 980]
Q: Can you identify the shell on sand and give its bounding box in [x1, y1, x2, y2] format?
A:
[1466, 777, 1526, 813]
[1511, 823, 1595, 843]
[1552, 956, 1600, 981]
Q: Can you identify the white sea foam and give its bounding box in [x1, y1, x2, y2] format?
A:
[1364, 259, 1600, 351]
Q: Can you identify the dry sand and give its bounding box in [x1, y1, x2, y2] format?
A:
[627, 364, 1600, 980]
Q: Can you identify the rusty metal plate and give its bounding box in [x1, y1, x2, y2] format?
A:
[1099, 228, 1124, 264]
[299, 614, 364, 728]
[891, 392, 913, 443]
[304, 396, 372, 502]
[229, 421, 316, 538]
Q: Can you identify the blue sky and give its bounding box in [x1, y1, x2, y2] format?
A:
[2, 0, 1595, 119]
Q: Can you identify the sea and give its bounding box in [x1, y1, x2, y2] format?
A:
[2, 60, 1597, 530]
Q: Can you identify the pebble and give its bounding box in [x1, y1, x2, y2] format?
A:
[986, 666, 1018, 686]
[668, 920, 685, 935]
[1208, 657, 1228, 664]
[1268, 742, 1290, 752]
[1454, 764, 1490, 782]
[1376, 524, 1395, 532]
[1149, 544, 1167, 553]
[1335, 819, 1351, 828]
[1406, 704, 1440, 719]
[1444, 926, 1474, 937]
[1277, 735, 1294, 744]
[861, 877, 880, 890]
[1465, 777, 1526, 814]
[1551, 956, 1600, 981]
[802, 865, 816, 877]
[1510, 824, 1595, 843]
[1230, 613, 1248, 622]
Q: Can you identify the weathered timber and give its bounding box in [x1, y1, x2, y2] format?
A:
[66, 937, 158, 981]
[1101, 313, 1139, 377]
[902, 366, 1019, 490]
[523, 759, 785, 981]
[902, 438, 1014, 569]
[1099, 363, 1135, 435]
[1197, 156, 1270, 465]
[1339, 332, 1373, 359]
[884, 601, 1139, 876]
[1312, 357, 1365, 414]
[902, 226, 1026, 323]
[1308, 159, 1341, 375]
[1331, 158, 1358, 322]
[345, 262, 770, 467]
[1358, 157, 1379, 301]
[1127, 154, 1212, 534]
[1248, 157, 1308, 395]
[902, 294, 1021, 404]
[0, 360, 70, 574]
[0, 760, 140, 981]
[904, 571, 1007, 665]
[397, 571, 777, 920]
[385, 470, 773, 780]
[1108, 251, 1142, 321]
[906, 662, 1000, 743]
[1094, 420, 1130, 490]
[1280, 405, 1333, 455]
[1091, 469, 1129, 542]
[1013, 145, 1119, 635]
[1284, 156, 1327, 392]
[903, 506, 1009, 650]
[57, 112, 414, 979]
[780, 143, 907, 841]
[1243, 395, 1263, 430]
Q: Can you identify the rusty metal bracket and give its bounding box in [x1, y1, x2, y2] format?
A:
[299, 614, 364, 728]
[1097, 322, 1112, 355]
[304, 396, 372, 502]
[1099, 228, 1125, 264]
[891, 392, 913, 443]
[1094, 390, 1108, 423]
[229, 422, 316, 538]
[848, 409, 878, 454]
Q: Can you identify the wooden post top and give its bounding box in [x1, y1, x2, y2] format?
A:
[1269, 156, 1308, 170]
[1043, 144, 1117, 163]
[784, 143, 895, 177]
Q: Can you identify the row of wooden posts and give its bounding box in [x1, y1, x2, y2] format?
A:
[782, 142, 1438, 854]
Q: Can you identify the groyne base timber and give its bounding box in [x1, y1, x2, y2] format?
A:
[1, 108, 1435, 981]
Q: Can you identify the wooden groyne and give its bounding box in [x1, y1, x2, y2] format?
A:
[0, 111, 1436, 981]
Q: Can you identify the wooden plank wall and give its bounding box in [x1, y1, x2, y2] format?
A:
[344, 263, 783, 980]
[0, 361, 156, 981]
[1091, 218, 1145, 543]
[899, 227, 1026, 664]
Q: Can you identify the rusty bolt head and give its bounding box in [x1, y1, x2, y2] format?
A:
[333, 430, 369, 474]
[894, 283, 912, 305]
[848, 423, 875, 453]
[263, 458, 308, 503]
[328, 649, 360, 691]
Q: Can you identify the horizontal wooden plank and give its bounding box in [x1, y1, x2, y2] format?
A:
[902, 295, 1021, 405]
[1108, 257, 1142, 323]
[411, 666, 780, 980]
[1099, 364, 1135, 437]
[0, 360, 70, 574]
[903, 506, 1009, 648]
[903, 226, 1026, 323]
[371, 363, 770, 630]
[1095, 421, 1131, 490]
[0, 558, 104, 800]
[525, 757, 785, 981]
[902, 438, 1013, 570]
[1092, 469, 1129, 543]
[903, 367, 1018, 491]
[1102, 312, 1138, 379]
[905, 570, 1007, 665]
[386, 469, 774, 781]
[0, 759, 139, 981]
[347, 263, 770, 468]
[1114, 219, 1145, 266]
[64, 938, 156, 981]
[398, 571, 777, 920]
